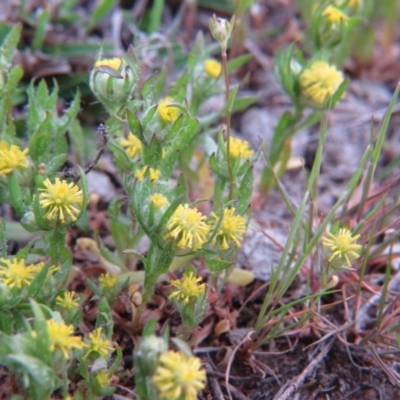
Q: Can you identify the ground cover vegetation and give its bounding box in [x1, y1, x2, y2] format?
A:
[0, 0, 400, 398]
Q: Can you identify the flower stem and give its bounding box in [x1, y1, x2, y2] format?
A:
[221, 50, 234, 200]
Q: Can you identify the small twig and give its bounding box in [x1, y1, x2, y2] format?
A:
[205, 362, 225, 400]
[74, 123, 108, 184]
[370, 345, 400, 386]
[273, 339, 335, 400]
[225, 330, 255, 400]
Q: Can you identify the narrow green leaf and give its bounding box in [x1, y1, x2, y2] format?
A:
[5, 65, 23, 92]
[227, 54, 252, 73]
[32, 8, 50, 51]
[237, 165, 253, 215]
[0, 23, 22, 69]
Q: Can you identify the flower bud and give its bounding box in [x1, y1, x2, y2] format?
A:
[209, 14, 235, 52]
[89, 58, 136, 115]
[135, 335, 168, 376]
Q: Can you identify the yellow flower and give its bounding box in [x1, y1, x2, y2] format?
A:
[96, 370, 110, 389]
[135, 167, 161, 182]
[99, 272, 118, 289]
[0, 258, 37, 289]
[150, 193, 168, 209]
[322, 5, 349, 24]
[229, 137, 254, 159]
[204, 59, 222, 78]
[39, 178, 84, 223]
[121, 132, 142, 158]
[0, 141, 29, 175]
[158, 97, 180, 123]
[56, 291, 80, 310]
[210, 208, 246, 250]
[153, 351, 206, 400]
[322, 228, 362, 267]
[95, 58, 122, 70]
[165, 204, 210, 250]
[47, 319, 85, 359]
[169, 272, 205, 303]
[83, 328, 114, 360]
[299, 61, 344, 107]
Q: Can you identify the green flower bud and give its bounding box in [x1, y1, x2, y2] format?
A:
[209, 14, 235, 52]
[89, 58, 136, 115]
[135, 335, 168, 376]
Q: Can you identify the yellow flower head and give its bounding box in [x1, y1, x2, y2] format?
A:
[39, 178, 84, 223]
[0, 141, 29, 175]
[96, 370, 110, 389]
[99, 272, 118, 289]
[322, 228, 361, 267]
[83, 328, 114, 360]
[56, 291, 80, 310]
[152, 350, 206, 400]
[165, 204, 210, 251]
[322, 5, 349, 24]
[47, 319, 85, 359]
[158, 97, 180, 123]
[150, 193, 168, 209]
[135, 166, 161, 182]
[204, 59, 222, 78]
[169, 272, 205, 304]
[95, 58, 122, 70]
[0, 258, 37, 289]
[121, 132, 142, 158]
[299, 61, 344, 107]
[229, 137, 254, 159]
[210, 208, 247, 250]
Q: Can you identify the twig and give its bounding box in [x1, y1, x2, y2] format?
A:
[74, 123, 108, 184]
[369, 345, 400, 386]
[225, 330, 255, 400]
[205, 362, 225, 400]
[273, 338, 335, 400]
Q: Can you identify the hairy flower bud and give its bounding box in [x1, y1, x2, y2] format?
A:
[209, 14, 235, 52]
[89, 58, 136, 115]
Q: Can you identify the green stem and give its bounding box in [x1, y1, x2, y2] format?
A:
[221, 51, 234, 201]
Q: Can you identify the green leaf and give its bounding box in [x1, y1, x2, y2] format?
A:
[6, 354, 58, 397]
[231, 95, 257, 113]
[108, 199, 136, 259]
[0, 311, 13, 334]
[143, 135, 163, 167]
[7, 174, 23, 216]
[28, 264, 50, 298]
[95, 233, 125, 270]
[46, 154, 68, 175]
[206, 257, 232, 272]
[237, 165, 253, 215]
[30, 299, 51, 364]
[5, 65, 23, 92]
[141, 70, 167, 104]
[32, 8, 50, 51]
[227, 85, 239, 111]
[28, 113, 53, 163]
[147, 0, 164, 33]
[153, 193, 185, 237]
[0, 23, 22, 69]
[227, 54, 252, 73]
[143, 242, 175, 304]
[91, 0, 118, 27]
[107, 140, 132, 174]
[56, 89, 81, 136]
[74, 166, 90, 223]
[142, 319, 157, 337]
[126, 109, 143, 139]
